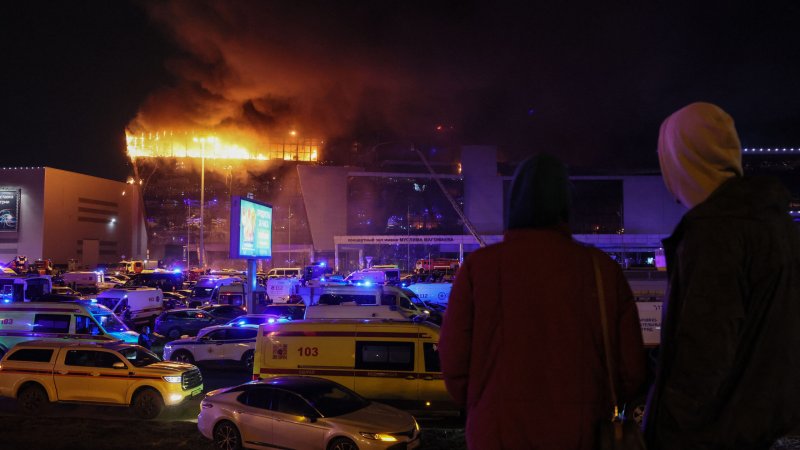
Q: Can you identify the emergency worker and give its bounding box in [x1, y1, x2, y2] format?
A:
[439, 154, 646, 449]
[138, 325, 153, 350]
[644, 102, 800, 449]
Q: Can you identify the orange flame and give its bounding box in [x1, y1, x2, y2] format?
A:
[125, 130, 320, 162]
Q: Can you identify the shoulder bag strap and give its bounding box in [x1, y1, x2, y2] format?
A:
[592, 252, 619, 417]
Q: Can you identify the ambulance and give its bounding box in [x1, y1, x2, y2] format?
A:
[95, 287, 164, 328]
[0, 302, 140, 359]
[253, 320, 455, 412]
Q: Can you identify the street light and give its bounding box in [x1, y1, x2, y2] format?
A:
[192, 136, 209, 269]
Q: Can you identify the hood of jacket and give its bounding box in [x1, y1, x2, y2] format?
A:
[658, 102, 743, 209]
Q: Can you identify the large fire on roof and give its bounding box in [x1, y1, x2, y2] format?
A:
[125, 130, 320, 162]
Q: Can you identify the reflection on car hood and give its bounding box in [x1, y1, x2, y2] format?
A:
[140, 361, 197, 374]
[167, 337, 198, 345]
[331, 401, 414, 432]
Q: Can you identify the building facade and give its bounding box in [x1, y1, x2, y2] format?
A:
[0, 167, 147, 268]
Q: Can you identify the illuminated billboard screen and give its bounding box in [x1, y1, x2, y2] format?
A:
[0, 190, 20, 232]
[230, 197, 272, 259]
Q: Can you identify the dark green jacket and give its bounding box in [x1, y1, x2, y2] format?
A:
[644, 176, 800, 449]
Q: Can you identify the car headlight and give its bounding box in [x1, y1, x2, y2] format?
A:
[163, 375, 182, 383]
[359, 433, 397, 442]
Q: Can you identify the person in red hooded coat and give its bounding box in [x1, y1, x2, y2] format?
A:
[439, 154, 646, 449]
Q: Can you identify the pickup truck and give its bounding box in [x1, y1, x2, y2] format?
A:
[0, 340, 203, 419]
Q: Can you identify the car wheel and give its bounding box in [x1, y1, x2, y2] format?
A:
[167, 328, 182, 340]
[17, 384, 48, 415]
[131, 389, 163, 420]
[328, 437, 359, 450]
[214, 420, 243, 450]
[171, 350, 195, 364]
[241, 350, 254, 370]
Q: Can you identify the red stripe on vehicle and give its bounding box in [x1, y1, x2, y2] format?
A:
[265, 331, 425, 338]
[0, 307, 80, 313]
[259, 367, 444, 379]
[0, 331, 116, 340]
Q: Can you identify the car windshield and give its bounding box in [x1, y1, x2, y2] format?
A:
[93, 313, 129, 333]
[118, 347, 162, 367]
[300, 384, 370, 417]
[192, 287, 213, 298]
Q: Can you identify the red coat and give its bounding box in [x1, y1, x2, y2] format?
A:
[439, 228, 646, 449]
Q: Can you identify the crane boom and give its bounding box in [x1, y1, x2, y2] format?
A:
[411, 146, 487, 247]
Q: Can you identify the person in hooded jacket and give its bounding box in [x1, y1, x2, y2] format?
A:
[644, 102, 800, 449]
[439, 154, 646, 449]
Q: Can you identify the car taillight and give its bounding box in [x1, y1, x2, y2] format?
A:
[251, 374, 260, 381]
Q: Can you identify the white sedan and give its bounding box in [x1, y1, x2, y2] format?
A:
[198, 377, 421, 450]
[163, 325, 257, 369]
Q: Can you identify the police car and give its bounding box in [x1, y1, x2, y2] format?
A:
[162, 325, 257, 369]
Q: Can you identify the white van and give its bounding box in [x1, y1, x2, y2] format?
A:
[254, 319, 454, 411]
[265, 267, 302, 279]
[266, 277, 300, 303]
[0, 302, 140, 358]
[189, 276, 242, 305]
[304, 304, 412, 321]
[95, 287, 164, 328]
[294, 284, 429, 319]
[62, 271, 102, 286]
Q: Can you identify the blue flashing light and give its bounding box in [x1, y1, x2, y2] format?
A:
[320, 277, 326, 282]
[363, 280, 372, 287]
[320, 262, 326, 267]
[267, 318, 276, 324]
[237, 320, 246, 326]
[173, 268, 182, 274]
[3, 299, 11, 304]
[90, 299, 97, 303]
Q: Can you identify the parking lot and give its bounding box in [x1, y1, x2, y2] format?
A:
[0, 362, 466, 449]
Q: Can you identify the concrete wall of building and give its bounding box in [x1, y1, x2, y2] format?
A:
[0, 167, 46, 263]
[297, 165, 352, 252]
[622, 176, 686, 235]
[42, 168, 139, 266]
[462, 145, 504, 235]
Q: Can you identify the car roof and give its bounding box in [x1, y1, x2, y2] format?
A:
[249, 376, 345, 393]
[13, 339, 134, 351]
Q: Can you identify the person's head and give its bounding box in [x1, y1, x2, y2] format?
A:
[507, 154, 571, 230]
[658, 102, 743, 209]
[142, 325, 151, 334]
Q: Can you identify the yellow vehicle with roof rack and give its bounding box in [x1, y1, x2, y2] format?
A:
[0, 339, 202, 419]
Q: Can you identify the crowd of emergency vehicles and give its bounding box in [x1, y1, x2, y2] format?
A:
[0, 252, 666, 449]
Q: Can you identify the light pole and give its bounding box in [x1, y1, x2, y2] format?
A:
[193, 137, 209, 269]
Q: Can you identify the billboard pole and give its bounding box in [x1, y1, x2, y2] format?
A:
[247, 258, 257, 312]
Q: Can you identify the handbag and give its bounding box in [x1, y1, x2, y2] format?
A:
[592, 253, 647, 450]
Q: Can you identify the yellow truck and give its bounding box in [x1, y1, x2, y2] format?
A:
[253, 319, 455, 412]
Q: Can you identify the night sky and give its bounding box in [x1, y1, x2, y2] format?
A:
[2, 1, 800, 180]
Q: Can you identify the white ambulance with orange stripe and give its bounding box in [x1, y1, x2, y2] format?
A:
[0, 302, 141, 359]
[253, 320, 455, 411]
